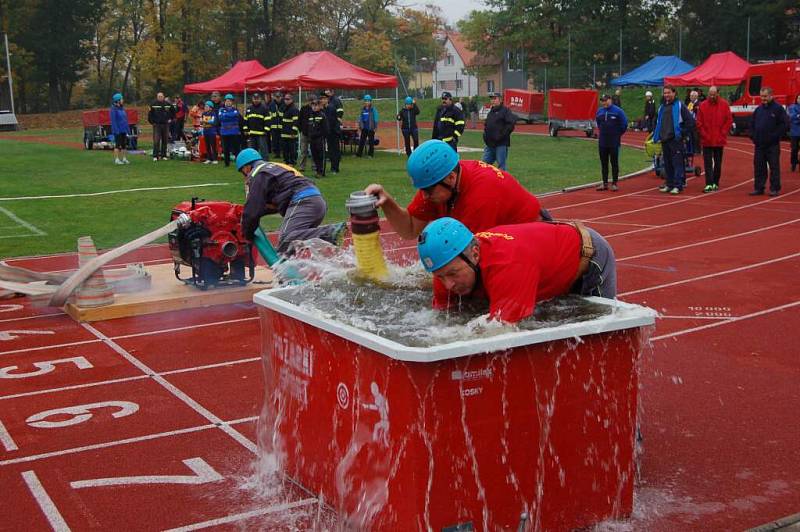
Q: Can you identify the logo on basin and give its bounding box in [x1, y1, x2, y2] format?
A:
[336, 382, 350, 409]
[361, 381, 390, 447]
[451, 368, 493, 381]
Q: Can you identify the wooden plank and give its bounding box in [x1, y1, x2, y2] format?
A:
[64, 262, 273, 322]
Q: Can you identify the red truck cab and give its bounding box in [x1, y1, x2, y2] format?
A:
[729, 60, 800, 135]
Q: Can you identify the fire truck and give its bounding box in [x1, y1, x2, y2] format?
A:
[729, 60, 800, 135]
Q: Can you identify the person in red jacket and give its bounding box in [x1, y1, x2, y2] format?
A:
[695, 86, 733, 193]
[416, 217, 617, 323]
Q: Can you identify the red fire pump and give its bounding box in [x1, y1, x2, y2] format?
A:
[168, 198, 255, 288]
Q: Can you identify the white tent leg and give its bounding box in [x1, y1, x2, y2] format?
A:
[395, 87, 400, 157]
[298, 86, 303, 165]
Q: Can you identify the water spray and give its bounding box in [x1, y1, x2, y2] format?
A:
[345, 191, 389, 282]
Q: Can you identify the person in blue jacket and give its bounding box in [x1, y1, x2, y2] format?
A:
[653, 85, 695, 194]
[201, 100, 219, 164]
[356, 94, 379, 158]
[788, 94, 800, 172]
[110, 93, 130, 165]
[595, 93, 628, 191]
[218, 93, 243, 167]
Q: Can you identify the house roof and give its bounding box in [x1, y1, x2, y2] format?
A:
[445, 32, 476, 66]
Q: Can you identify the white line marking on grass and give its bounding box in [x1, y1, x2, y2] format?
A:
[82, 323, 258, 454]
[0, 206, 45, 237]
[0, 183, 232, 202]
[165, 498, 319, 531]
[21, 470, 71, 531]
[618, 217, 800, 262]
[620, 252, 800, 297]
[651, 300, 800, 342]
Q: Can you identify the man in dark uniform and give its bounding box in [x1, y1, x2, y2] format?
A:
[432, 91, 465, 151]
[307, 96, 329, 177]
[322, 89, 343, 174]
[269, 91, 283, 157]
[749, 87, 790, 196]
[147, 92, 174, 161]
[243, 92, 270, 160]
[280, 93, 300, 166]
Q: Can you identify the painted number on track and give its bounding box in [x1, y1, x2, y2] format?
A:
[0, 356, 93, 379]
[69, 457, 224, 488]
[25, 401, 139, 429]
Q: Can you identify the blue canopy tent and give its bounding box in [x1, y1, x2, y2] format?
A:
[611, 56, 694, 86]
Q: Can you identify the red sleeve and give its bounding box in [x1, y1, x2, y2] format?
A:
[483, 261, 541, 323]
[407, 190, 440, 222]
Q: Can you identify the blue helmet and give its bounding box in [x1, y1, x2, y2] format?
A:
[407, 139, 460, 189]
[112, 93, 123, 102]
[405, 96, 413, 105]
[417, 217, 474, 273]
[224, 93, 235, 100]
[205, 100, 214, 107]
[236, 148, 262, 171]
[363, 94, 372, 102]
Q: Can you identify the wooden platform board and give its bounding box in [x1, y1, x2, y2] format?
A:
[64, 262, 273, 322]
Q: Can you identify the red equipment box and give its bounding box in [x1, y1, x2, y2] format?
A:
[547, 89, 598, 121]
[255, 291, 655, 530]
[504, 89, 545, 123]
[81, 108, 139, 127]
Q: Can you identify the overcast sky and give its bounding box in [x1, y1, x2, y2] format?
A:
[415, 0, 486, 26]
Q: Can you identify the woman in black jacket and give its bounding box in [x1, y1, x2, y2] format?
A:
[397, 97, 420, 156]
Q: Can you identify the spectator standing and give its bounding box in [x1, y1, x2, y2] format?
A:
[612, 89, 622, 107]
[686, 90, 701, 154]
[396, 96, 420, 156]
[653, 85, 695, 194]
[322, 89, 344, 174]
[595, 94, 628, 191]
[357, 94, 379, 158]
[110, 92, 130, 165]
[307, 96, 329, 177]
[280, 93, 300, 166]
[454, 97, 464, 111]
[482, 92, 516, 171]
[432, 91, 465, 151]
[788, 94, 800, 172]
[749, 87, 789, 196]
[244, 92, 270, 161]
[210, 91, 222, 112]
[201, 100, 219, 164]
[643, 91, 656, 132]
[218, 94, 243, 167]
[297, 98, 313, 171]
[269, 92, 283, 157]
[172, 95, 188, 142]
[148, 92, 173, 161]
[189, 99, 204, 138]
[696, 86, 733, 193]
[468, 98, 479, 129]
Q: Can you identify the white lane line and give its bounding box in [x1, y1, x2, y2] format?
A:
[658, 315, 734, 320]
[584, 220, 657, 228]
[0, 356, 261, 401]
[0, 339, 101, 357]
[620, 252, 800, 297]
[604, 187, 800, 239]
[0, 183, 233, 202]
[0, 417, 256, 467]
[0, 206, 46, 236]
[165, 498, 319, 532]
[82, 323, 258, 454]
[111, 317, 259, 340]
[21, 470, 71, 531]
[618, 217, 800, 262]
[651, 300, 800, 342]
[0, 418, 19, 451]
[0, 313, 63, 324]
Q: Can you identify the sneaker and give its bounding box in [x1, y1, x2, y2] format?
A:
[669, 187, 680, 195]
[610, 183, 618, 191]
[203, 160, 211, 164]
[122, 159, 130, 164]
[115, 159, 123, 165]
[331, 222, 348, 247]
[596, 183, 608, 191]
[769, 190, 780, 197]
[712, 184, 718, 191]
[212, 161, 218, 165]
[658, 185, 670, 193]
[153, 157, 158, 162]
[748, 190, 764, 196]
[703, 185, 714, 193]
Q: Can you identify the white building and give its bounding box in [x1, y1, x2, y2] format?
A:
[433, 32, 479, 98]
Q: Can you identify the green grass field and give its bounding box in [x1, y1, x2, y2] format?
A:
[0, 128, 648, 258]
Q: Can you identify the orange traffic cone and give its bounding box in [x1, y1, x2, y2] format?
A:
[74, 236, 114, 307]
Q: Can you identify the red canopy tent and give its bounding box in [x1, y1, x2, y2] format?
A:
[246, 51, 401, 155]
[245, 51, 397, 90]
[183, 60, 270, 94]
[663, 52, 751, 86]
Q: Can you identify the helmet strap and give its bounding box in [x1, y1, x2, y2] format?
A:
[445, 167, 461, 211]
[457, 243, 481, 293]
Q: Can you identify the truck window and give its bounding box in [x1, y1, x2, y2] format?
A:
[748, 76, 762, 96]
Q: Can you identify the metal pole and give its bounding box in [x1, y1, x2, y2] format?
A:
[544, 66, 547, 93]
[619, 29, 623, 76]
[395, 86, 400, 156]
[746, 17, 751, 61]
[678, 23, 682, 58]
[593, 63, 596, 86]
[567, 30, 572, 87]
[4, 33, 14, 115]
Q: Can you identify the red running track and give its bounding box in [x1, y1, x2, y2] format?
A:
[0, 130, 798, 530]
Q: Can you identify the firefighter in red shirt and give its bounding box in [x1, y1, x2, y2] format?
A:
[417, 217, 617, 323]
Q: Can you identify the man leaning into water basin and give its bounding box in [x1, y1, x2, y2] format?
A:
[417, 217, 617, 323]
